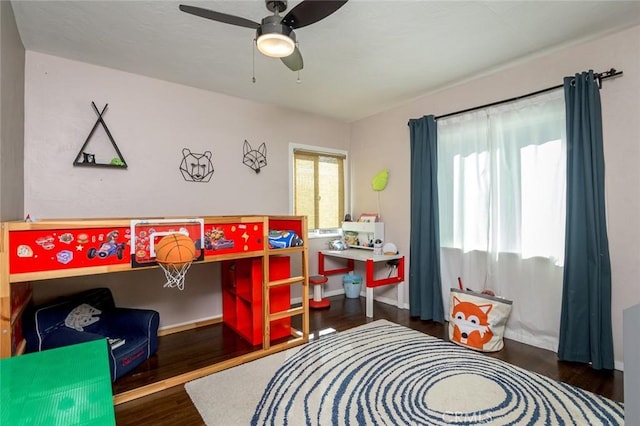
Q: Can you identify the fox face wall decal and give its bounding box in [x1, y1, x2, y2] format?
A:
[243, 140, 267, 173]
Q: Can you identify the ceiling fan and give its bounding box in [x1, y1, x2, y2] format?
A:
[179, 1, 348, 72]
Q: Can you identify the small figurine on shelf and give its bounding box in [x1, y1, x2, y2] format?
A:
[82, 152, 96, 164]
[373, 239, 383, 255]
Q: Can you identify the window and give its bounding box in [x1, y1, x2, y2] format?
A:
[438, 90, 566, 264]
[291, 145, 347, 233]
[436, 89, 567, 351]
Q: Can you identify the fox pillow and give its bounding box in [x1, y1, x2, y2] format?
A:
[448, 288, 512, 352]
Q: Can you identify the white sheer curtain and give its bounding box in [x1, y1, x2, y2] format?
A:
[437, 90, 566, 351]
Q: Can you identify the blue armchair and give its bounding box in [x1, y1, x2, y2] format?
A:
[24, 287, 159, 381]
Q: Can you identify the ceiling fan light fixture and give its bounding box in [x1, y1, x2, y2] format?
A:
[180, 0, 349, 71]
[256, 32, 295, 58]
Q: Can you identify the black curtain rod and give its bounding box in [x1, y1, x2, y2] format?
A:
[435, 68, 623, 121]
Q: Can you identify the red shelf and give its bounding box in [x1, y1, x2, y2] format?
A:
[222, 256, 291, 345]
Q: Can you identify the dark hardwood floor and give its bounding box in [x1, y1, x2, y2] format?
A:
[114, 295, 624, 425]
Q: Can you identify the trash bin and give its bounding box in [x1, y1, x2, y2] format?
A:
[343, 273, 363, 298]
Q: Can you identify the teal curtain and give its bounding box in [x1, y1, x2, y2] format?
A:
[558, 71, 614, 370]
[408, 115, 444, 322]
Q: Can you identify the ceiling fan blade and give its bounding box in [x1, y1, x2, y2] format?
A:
[281, 0, 348, 29]
[281, 46, 303, 71]
[179, 5, 260, 29]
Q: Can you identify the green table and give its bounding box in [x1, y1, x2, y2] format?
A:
[1, 339, 115, 425]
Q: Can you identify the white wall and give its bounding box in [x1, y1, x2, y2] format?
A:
[350, 25, 640, 369]
[0, 1, 25, 221]
[624, 304, 640, 423]
[24, 52, 350, 327]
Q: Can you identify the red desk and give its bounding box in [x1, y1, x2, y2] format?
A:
[319, 249, 405, 317]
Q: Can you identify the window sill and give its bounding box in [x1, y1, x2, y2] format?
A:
[308, 230, 341, 240]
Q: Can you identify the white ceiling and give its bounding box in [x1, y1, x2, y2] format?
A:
[10, 0, 640, 122]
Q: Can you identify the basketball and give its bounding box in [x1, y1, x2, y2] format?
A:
[155, 233, 196, 270]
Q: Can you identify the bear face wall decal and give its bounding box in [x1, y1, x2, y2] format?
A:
[180, 148, 214, 182]
[243, 140, 267, 174]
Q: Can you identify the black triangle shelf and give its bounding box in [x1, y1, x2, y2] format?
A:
[73, 102, 128, 169]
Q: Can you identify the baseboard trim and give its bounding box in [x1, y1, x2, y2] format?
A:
[158, 316, 222, 336]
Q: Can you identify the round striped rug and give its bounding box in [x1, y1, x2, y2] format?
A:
[251, 320, 623, 425]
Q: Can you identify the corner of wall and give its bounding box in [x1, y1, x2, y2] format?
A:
[0, 0, 26, 221]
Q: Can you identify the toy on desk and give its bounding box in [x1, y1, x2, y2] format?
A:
[328, 239, 348, 251]
[373, 239, 383, 255]
[343, 230, 358, 246]
[382, 242, 398, 255]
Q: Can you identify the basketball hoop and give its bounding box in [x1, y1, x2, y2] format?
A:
[154, 233, 197, 290]
[158, 261, 192, 291]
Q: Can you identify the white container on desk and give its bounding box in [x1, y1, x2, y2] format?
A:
[341, 222, 384, 249]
